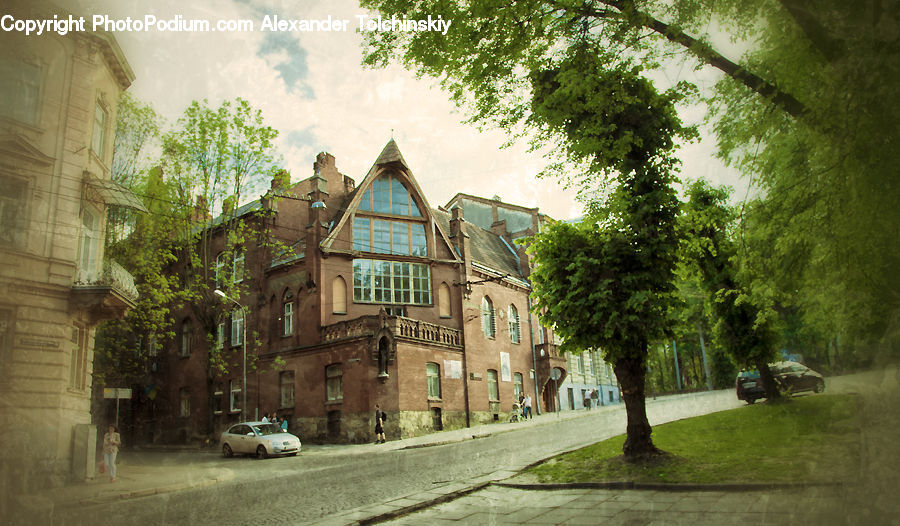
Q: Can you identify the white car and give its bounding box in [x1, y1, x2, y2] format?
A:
[220, 421, 301, 459]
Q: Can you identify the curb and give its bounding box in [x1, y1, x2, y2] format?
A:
[356, 482, 492, 525]
[494, 480, 848, 492]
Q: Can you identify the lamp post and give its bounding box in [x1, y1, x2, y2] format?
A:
[214, 289, 246, 421]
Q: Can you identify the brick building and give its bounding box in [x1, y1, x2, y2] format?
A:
[145, 140, 577, 445]
[0, 0, 142, 501]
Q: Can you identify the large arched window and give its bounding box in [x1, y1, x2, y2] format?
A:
[214, 252, 225, 289]
[332, 276, 347, 314]
[358, 174, 422, 216]
[481, 296, 495, 339]
[508, 304, 520, 344]
[438, 282, 451, 318]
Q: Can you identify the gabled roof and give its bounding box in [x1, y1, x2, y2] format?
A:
[433, 209, 524, 279]
[373, 139, 409, 169]
[321, 140, 460, 263]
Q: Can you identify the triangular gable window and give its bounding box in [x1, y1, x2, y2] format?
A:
[358, 174, 422, 217]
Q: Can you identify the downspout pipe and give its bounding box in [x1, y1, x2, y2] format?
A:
[527, 292, 540, 416]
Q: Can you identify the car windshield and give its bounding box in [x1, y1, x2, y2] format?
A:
[252, 424, 283, 436]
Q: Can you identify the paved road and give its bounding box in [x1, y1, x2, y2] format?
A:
[54, 389, 743, 525]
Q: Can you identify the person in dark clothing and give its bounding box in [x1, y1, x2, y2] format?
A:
[374, 404, 386, 444]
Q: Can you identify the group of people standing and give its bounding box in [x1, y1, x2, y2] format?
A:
[583, 388, 600, 410]
[517, 393, 534, 419]
[262, 412, 289, 431]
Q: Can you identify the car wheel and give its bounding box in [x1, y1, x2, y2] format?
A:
[256, 445, 268, 459]
[222, 444, 233, 458]
[814, 381, 825, 393]
[746, 398, 756, 405]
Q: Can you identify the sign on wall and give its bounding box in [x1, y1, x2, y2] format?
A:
[500, 352, 511, 382]
[444, 359, 462, 379]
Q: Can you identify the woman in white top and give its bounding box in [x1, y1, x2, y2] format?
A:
[102, 424, 121, 482]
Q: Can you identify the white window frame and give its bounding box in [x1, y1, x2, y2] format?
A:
[426, 362, 441, 399]
[92, 99, 109, 159]
[283, 301, 293, 336]
[280, 370, 295, 408]
[481, 297, 495, 339]
[229, 379, 241, 412]
[326, 364, 342, 401]
[231, 309, 244, 346]
[508, 304, 520, 344]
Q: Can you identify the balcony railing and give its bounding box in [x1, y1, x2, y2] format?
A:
[73, 260, 139, 304]
[321, 315, 463, 349]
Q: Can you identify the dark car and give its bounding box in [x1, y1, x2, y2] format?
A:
[736, 361, 825, 404]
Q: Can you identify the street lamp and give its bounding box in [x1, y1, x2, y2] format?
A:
[214, 289, 246, 421]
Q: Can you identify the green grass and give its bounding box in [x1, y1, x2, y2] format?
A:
[527, 394, 861, 484]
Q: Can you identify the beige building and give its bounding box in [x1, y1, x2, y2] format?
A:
[0, 0, 142, 503]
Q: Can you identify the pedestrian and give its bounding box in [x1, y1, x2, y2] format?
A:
[523, 394, 533, 419]
[280, 416, 288, 432]
[374, 404, 386, 444]
[584, 390, 592, 410]
[262, 413, 270, 423]
[271, 411, 278, 424]
[102, 424, 121, 483]
[591, 388, 600, 407]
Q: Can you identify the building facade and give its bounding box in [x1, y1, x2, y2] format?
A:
[0, 0, 141, 501]
[145, 141, 590, 445]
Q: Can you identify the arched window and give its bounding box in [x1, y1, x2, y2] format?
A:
[426, 362, 441, 398]
[282, 290, 294, 336]
[214, 253, 225, 289]
[508, 304, 520, 343]
[358, 174, 422, 217]
[180, 318, 193, 357]
[481, 296, 495, 339]
[326, 364, 342, 401]
[332, 276, 347, 314]
[438, 282, 451, 318]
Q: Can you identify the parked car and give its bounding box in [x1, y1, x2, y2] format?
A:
[736, 361, 825, 404]
[220, 422, 301, 459]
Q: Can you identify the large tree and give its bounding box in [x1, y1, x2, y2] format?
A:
[680, 179, 781, 398]
[362, 0, 900, 362]
[526, 58, 690, 459]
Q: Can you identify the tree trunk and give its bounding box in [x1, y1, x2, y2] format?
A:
[753, 356, 782, 401]
[614, 354, 662, 460]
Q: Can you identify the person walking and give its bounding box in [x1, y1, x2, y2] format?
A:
[102, 424, 121, 482]
[584, 390, 592, 410]
[374, 404, 386, 443]
[523, 394, 533, 419]
[591, 388, 600, 407]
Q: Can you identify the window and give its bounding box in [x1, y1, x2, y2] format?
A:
[0, 60, 41, 124]
[426, 362, 441, 399]
[215, 253, 225, 289]
[326, 364, 342, 401]
[508, 304, 520, 343]
[481, 296, 495, 339]
[283, 291, 294, 335]
[216, 322, 226, 349]
[92, 100, 109, 159]
[332, 276, 347, 314]
[179, 388, 190, 417]
[147, 334, 158, 357]
[229, 379, 241, 412]
[180, 318, 193, 357]
[577, 353, 585, 374]
[233, 252, 245, 283]
[280, 371, 295, 408]
[352, 259, 431, 305]
[438, 282, 451, 318]
[0, 176, 28, 247]
[231, 309, 244, 346]
[352, 217, 427, 256]
[213, 384, 223, 414]
[514, 373, 524, 400]
[591, 350, 602, 379]
[358, 174, 422, 216]
[487, 369, 499, 401]
[78, 208, 99, 277]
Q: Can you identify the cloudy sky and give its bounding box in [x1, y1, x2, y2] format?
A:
[76, 0, 746, 220]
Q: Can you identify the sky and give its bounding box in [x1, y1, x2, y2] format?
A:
[74, 0, 748, 221]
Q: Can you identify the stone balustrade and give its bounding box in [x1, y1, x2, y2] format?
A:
[320, 314, 463, 349]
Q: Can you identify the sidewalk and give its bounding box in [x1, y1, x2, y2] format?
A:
[339, 367, 900, 526]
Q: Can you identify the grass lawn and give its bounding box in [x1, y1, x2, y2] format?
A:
[526, 394, 861, 484]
